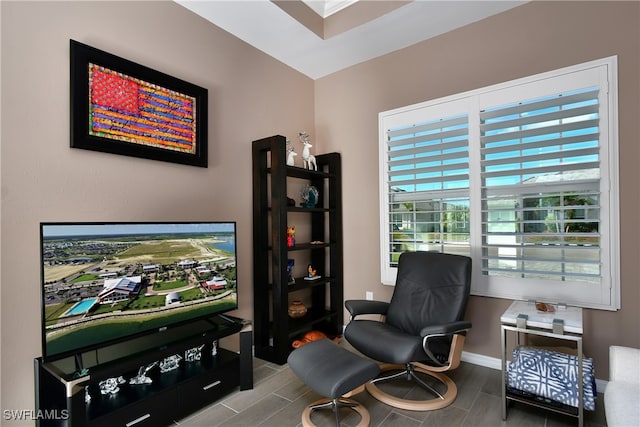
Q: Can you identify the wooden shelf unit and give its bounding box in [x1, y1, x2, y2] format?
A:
[252, 135, 343, 364]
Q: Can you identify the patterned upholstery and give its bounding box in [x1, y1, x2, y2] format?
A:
[507, 346, 596, 411]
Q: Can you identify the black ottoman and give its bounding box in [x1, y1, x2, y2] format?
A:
[288, 339, 380, 427]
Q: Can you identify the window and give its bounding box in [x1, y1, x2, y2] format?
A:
[379, 57, 619, 310]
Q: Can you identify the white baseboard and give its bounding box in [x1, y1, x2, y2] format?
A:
[461, 350, 502, 370]
[461, 351, 608, 392]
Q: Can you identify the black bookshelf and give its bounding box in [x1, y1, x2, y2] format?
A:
[252, 135, 343, 364]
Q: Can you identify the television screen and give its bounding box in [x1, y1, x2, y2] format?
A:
[40, 222, 238, 361]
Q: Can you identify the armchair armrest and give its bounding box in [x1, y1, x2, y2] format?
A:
[420, 320, 472, 338]
[420, 320, 472, 368]
[345, 300, 389, 319]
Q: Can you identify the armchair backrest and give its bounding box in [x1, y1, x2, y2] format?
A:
[386, 252, 472, 336]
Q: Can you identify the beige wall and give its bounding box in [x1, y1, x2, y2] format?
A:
[315, 0, 640, 374]
[1, 0, 639, 419]
[0, 0, 314, 418]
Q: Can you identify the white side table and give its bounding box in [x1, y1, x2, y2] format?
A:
[500, 300, 584, 426]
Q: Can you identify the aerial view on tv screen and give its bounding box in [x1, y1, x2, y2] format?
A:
[40, 222, 238, 360]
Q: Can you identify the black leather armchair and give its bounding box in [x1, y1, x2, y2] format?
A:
[344, 251, 472, 410]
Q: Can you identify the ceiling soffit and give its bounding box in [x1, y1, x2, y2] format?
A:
[274, 0, 411, 39]
[175, 0, 528, 79]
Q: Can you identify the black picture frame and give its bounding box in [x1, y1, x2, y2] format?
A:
[70, 40, 208, 167]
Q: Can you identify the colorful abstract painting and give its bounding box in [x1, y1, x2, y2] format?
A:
[70, 40, 207, 167]
[89, 64, 196, 154]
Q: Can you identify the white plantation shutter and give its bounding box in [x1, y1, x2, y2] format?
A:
[480, 88, 601, 284]
[379, 57, 619, 310]
[380, 100, 472, 284]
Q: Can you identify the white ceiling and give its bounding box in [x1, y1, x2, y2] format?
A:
[175, 0, 527, 80]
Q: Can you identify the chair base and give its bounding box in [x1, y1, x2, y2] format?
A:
[365, 363, 457, 411]
[301, 397, 371, 427]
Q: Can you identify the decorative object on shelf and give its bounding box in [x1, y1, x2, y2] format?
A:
[307, 264, 317, 277]
[287, 259, 296, 284]
[70, 40, 208, 167]
[288, 300, 308, 318]
[304, 264, 321, 281]
[535, 302, 556, 313]
[159, 354, 183, 373]
[99, 376, 126, 395]
[300, 185, 319, 208]
[287, 226, 296, 247]
[299, 131, 317, 170]
[286, 139, 297, 166]
[129, 361, 158, 385]
[287, 197, 296, 207]
[292, 330, 329, 348]
[185, 344, 205, 362]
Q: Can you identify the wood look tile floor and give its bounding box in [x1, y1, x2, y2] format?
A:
[175, 341, 607, 427]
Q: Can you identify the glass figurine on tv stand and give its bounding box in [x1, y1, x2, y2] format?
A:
[185, 344, 205, 362]
[129, 361, 158, 385]
[159, 354, 183, 373]
[99, 376, 126, 395]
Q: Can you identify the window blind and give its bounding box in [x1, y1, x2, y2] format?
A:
[386, 114, 470, 265]
[480, 87, 601, 283]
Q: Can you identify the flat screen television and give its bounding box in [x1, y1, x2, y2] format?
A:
[40, 221, 238, 362]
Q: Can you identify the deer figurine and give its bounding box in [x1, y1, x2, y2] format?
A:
[286, 139, 297, 166]
[298, 132, 317, 171]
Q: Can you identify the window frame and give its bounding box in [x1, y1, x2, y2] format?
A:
[378, 56, 619, 310]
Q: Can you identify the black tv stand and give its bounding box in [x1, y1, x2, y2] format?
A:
[216, 313, 236, 324]
[35, 317, 253, 427]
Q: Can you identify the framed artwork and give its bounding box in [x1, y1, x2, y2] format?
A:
[70, 40, 208, 167]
